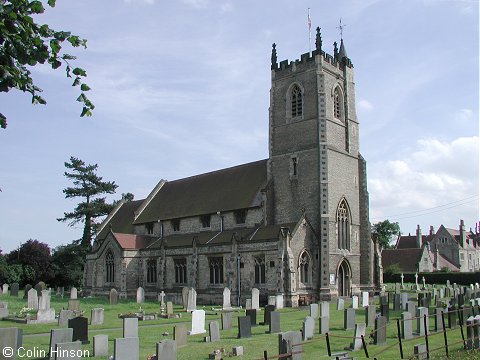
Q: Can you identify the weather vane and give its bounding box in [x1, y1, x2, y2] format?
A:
[337, 18, 346, 39]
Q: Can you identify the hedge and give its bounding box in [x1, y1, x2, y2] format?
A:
[384, 271, 480, 285]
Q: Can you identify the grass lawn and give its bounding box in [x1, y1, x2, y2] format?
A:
[1, 288, 480, 359]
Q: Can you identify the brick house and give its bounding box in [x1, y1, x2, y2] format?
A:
[83, 28, 377, 305]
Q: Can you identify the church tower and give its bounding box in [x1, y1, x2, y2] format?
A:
[267, 27, 373, 299]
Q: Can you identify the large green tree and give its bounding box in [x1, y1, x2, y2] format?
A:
[372, 220, 401, 249]
[57, 156, 118, 248]
[0, 0, 94, 129]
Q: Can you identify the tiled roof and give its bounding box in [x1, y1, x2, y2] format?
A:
[112, 233, 157, 250]
[97, 200, 144, 240]
[437, 253, 460, 272]
[396, 235, 418, 249]
[382, 248, 424, 273]
[133, 159, 267, 224]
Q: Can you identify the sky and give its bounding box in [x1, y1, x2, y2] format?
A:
[0, 0, 478, 253]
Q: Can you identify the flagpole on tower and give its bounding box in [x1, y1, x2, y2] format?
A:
[308, 8, 312, 52]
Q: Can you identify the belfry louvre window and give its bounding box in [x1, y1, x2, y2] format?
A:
[105, 251, 115, 283]
[209, 257, 224, 284]
[334, 87, 344, 121]
[254, 256, 266, 284]
[337, 199, 350, 250]
[174, 258, 187, 284]
[291, 84, 303, 118]
[146, 259, 157, 283]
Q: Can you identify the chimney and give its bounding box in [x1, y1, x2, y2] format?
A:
[416, 225, 422, 248]
[429, 225, 434, 236]
[459, 219, 466, 248]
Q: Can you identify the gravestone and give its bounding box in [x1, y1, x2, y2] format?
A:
[222, 287, 232, 310]
[407, 301, 416, 318]
[245, 299, 252, 309]
[344, 308, 355, 330]
[166, 301, 174, 316]
[70, 287, 77, 300]
[156, 339, 176, 360]
[0, 328, 22, 359]
[189, 310, 206, 335]
[302, 316, 314, 340]
[401, 312, 413, 340]
[434, 308, 444, 331]
[275, 294, 284, 309]
[109, 288, 118, 305]
[37, 290, 55, 323]
[365, 306, 376, 327]
[10, 283, 19, 297]
[49, 328, 73, 360]
[221, 311, 232, 330]
[159, 291, 166, 307]
[90, 308, 104, 325]
[414, 344, 427, 360]
[174, 325, 187, 347]
[309, 303, 319, 319]
[380, 303, 389, 322]
[352, 295, 359, 309]
[320, 301, 329, 318]
[474, 315, 480, 349]
[416, 307, 429, 335]
[252, 288, 260, 310]
[136, 287, 145, 304]
[269, 311, 281, 334]
[348, 323, 366, 351]
[93, 334, 108, 357]
[319, 315, 329, 334]
[68, 316, 89, 344]
[395, 283, 401, 293]
[58, 310, 75, 326]
[34, 281, 45, 294]
[374, 316, 387, 345]
[123, 317, 138, 338]
[67, 299, 80, 312]
[336, 298, 344, 310]
[401, 292, 408, 310]
[114, 337, 139, 360]
[181, 287, 189, 310]
[39, 290, 51, 310]
[209, 321, 220, 342]
[278, 331, 302, 360]
[362, 292, 369, 307]
[23, 284, 32, 299]
[56, 286, 65, 298]
[466, 316, 474, 350]
[448, 306, 457, 328]
[268, 296, 276, 306]
[237, 316, 252, 338]
[2, 283, 9, 294]
[186, 288, 197, 312]
[54, 341, 82, 360]
[263, 304, 275, 326]
[393, 293, 401, 311]
[246, 309, 257, 325]
[27, 288, 38, 310]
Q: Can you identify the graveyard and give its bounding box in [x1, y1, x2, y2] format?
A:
[0, 283, 479, 359]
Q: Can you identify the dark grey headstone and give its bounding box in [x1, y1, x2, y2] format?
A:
[114, 337, 139, 360]
[269, 311, 281, 334]
[447, 306, 457, 328]
[10, 283, 19, 297]
[474, 315, 480, 349]
[23, 284, 32, 299]
[380, 303, 389, 322]
[393, 293, 401, 311]
[209, 321, 220, 342]
[344, 308, 355, 330]
[263, 305, 275, 325]
[68, 316, 89, 344]
[466, 316, 474, 350]
[221, 311, 232, 330]
[374, 316, 387, 345]
[156, 339, 176, 360]
[237, 316, 251, 338]
[246, 309, 257, 325]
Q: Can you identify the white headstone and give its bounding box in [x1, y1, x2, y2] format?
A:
[362, 292, 369, 307]
[352, 295, 359, 309]
[189, 310, 206, 335]
[136, 287, 145, 304]
[251, 288, 260, 310]
[222, 287, 232, 310]
[70, 287, 77, 300]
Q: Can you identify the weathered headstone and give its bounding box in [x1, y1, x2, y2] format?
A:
[407, 301, 417, 318]
[319, 315, 329, 334]
[416, 307, 429, 335]
[401, 311, 413, 340]
[362, 292, 369, 307]
[221, 311, 232, 330]
[58, 310, 75, 326]
[189, 309, 206, 335]
[136, 287, 145, 304]
[156, 339, 176, 360]
[352, 295, 359, 309]
[365, 305, 376, 327]
[348, 323, 366, 351]
[246, 309, 257, 325]
[474, 315, 480, 349]
[344, 308, 355, 330]
[434, 308, 444, 332]
[374, 316, 387, 345]
[447, 306, 457, 328]
[23, 284, 32, 299]
[174, 325, 187, 347]
[336, 298, 344, 310]
[209, 321, 220, 342]
[181, 287, 189, 310]
[114, 337, 139, 360]
[67, 299, 80, 312]
[309, 303, 319, 319]
[159, 291, 166, 307]
[2, 283, 9, 294]
[10, 283, 19, 297]
[90, 308, 104, 325]
[320, 301, 329, 318]
[54, 340, 82, 360]
[466, 316, 474, 350]
[70, 287, 77, 300]
[414, 344, 427, 360]
[186, 288, 197, 312]
[123, 317, 138, 338]
[245, 299, 252, 309]
[109, 288, 118, 305]
[278, 331, 302, 360]
[269, 311, 281, 333]
[39, 289, 51, 310]
[302, 316, 314, 340]
[237, 316, 252, 338]
[0, 302, 9, 318]
[252, 288, 260, 310]
[0, 328, 22, 359]
[222, 287, 232, 310]
[93, 334, 108, 357]
[401, 292, 408, 310]
[166, 301, 174, 316]
[393, 293, 401, 311]
[49, 328, 73, 360]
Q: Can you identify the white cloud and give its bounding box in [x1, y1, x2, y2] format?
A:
[358, 99, 374, 111]
[183, 0, 209, 9]
[369, 136, 479, 231]
[220, 2, 234, 13]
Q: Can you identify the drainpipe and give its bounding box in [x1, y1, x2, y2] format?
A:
[237, 255, 241, 307]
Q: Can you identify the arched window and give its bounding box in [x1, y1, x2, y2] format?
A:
[334, 87, 344, 121]
[337, 199, 350, 250]
[146, 259, 157, 284]
[291, 84, 303, 118]
[174, 258, 187, 284]
[299, 251, 311, 284]
[209, 257, 224, 284]
[105, 251, 115, 283]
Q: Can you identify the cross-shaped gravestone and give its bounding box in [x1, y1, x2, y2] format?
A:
[415, 273, 420, 291]
[159, 291, 165, 306]
[422, 276, 426, 289]
[401, 273, 405, 289]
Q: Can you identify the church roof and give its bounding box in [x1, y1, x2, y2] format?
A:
[112, 233, 157, 250]
[97, 199, 144, 240]
[133, 159, 268, 224]
[382, 248, 424, 273]
[395, 235, 418, 249]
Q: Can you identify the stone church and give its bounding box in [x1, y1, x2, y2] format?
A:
[84, 27, 377, 305]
